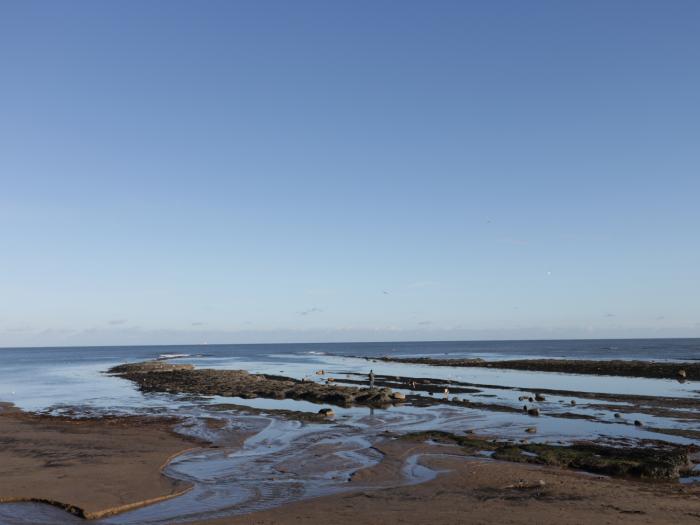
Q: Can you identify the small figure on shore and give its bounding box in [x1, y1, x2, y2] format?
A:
[369, 369, 375, 389]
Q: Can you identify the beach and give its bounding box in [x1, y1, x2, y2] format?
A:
[0, 340, 699, 524]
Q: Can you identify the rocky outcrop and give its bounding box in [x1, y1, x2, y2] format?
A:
[400, 431, 695, 480]
[108, 361, 395, 408]
[369, 357, 700, 380]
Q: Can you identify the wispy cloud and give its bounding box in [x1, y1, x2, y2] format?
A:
[191, 322, 205, 327]
[299, 307, 323, 316]
[417, 320, 432, 326]
[604, 313, 615, 318]
[108, 319, 127, 326]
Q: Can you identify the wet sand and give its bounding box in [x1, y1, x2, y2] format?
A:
[1, 402, 699, 524]
[193, 446, 700, 525]
[0, 403, 203, 519]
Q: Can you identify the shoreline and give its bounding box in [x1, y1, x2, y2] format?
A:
[365, 356, 699, 380]
[3, 355, 700, 523]
[2, 403, 700, 524]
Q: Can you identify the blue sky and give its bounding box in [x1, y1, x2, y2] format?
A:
[1, 1, 699, 347]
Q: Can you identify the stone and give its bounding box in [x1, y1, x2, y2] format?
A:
[535, 393, 545, 401]
[678, 369, 687, 379]
[392, 392, 406, 401]
[527, 408, 540, 416]
[634, 420, 643, 426]
[318, 408, 335, 417]
[525, 427, 537, 433]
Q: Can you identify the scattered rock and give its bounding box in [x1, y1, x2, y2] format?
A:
[570, 400, 576, 405]
[525, 427, 537, 433]
[318, 408, 335, 417]
[614, 413, 622, 419]
[535, 393, 546, 402]
[634, 420, 643, 426]
[678, 369, 687, 379]
[527, 408, 540, 417]
[392, 392, 406, 401]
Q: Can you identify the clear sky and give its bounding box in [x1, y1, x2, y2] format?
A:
[1, 1, 699, 347]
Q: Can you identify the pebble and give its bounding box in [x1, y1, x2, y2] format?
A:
[526, 427, 537, 433]
[527, 407, 540, 416]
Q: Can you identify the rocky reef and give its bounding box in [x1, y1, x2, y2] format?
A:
[108, 361, 395, 408]
[401, 431, 695, 480]
[370, 357, 699, 380]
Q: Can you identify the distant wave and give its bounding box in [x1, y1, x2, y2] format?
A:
[157, 353, 192, 360]
[299, 351, 327, 356]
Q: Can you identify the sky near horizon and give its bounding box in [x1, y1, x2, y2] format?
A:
[1, 1, 699, 347]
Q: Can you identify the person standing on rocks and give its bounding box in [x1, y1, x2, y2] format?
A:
[369, 369, 375, 389]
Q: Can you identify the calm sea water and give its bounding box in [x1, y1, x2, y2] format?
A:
[0, 337, 698, 412]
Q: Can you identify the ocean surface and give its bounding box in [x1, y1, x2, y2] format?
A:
[0, 338, 699, 413]
[1, 338, 699, 524]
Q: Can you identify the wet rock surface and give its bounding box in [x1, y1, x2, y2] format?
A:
[369, 356, 700, 380]
[402, 431, 695, 480]
[108, 361, 395, 408]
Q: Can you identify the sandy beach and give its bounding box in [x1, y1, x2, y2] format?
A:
[0, 403, 202, 519]
[1, 403, 700, 524]
[194, 441, 700, 525]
